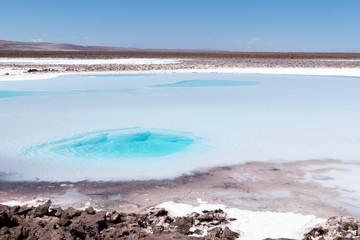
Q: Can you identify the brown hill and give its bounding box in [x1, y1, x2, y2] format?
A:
[0, 40, 139, 51]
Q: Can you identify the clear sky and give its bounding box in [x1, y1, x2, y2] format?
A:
[1, 0, 360, 52]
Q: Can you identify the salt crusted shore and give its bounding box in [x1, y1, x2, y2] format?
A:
[1, 51, 360, 81]
[1, 160, 360, 239]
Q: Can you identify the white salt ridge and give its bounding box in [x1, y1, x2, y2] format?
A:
[1, 65, 360, 82]
[158, 199, 325, 240]
[0, 58, 179, 65]
[1, 198, 47, 207]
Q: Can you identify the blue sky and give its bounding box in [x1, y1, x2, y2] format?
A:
[1, 0, 360, 52]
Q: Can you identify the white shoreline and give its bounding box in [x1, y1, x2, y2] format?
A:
[1, 66, 360, 82]
[158, 199, 325, 240]
[0, 58, 180, 65]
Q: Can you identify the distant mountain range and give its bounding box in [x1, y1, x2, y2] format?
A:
[0, 40, 141, 51]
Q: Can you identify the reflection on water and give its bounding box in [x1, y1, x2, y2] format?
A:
[0, 89, 138, 99]
[149, 80, 260, 88]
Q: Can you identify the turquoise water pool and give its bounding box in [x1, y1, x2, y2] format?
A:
[23, 128, 197, 165]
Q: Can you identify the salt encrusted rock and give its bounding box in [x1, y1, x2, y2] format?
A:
[303, 216, 360, 240]
[206, 226, 240, 240]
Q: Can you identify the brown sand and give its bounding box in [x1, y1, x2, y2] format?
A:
[0, 159, 356, 219]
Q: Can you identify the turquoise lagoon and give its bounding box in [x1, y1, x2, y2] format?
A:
[1, 73, 360, 181]
[23, 128, 198, 166]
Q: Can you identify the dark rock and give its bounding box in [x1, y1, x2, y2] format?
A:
[206, 226, 240, 240]
[165, 215, 174, 224]
[0, 201, 302, 240]
[0, 207, 19, 228]
[155, 208, 168, 217]
[70, 223, 88, 239]
[58, 216, 71, 227]
[198, 212, 214, 222]
[109, 212, 122, 223]
[27, 68, 38, 73]
[16, 205, 32, 216]
[222, 226, 240, 239]
[85, 206, 96, 215]
[193, 228, 203, 235]
[66, 207, 81, 218]
[303, 216, 360, 240]
[32, 200, 52, 217]
[172, 216, 193, 235]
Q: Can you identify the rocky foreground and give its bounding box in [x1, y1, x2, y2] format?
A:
[1, 201, 359, 240]
[0, 200, 239, 240]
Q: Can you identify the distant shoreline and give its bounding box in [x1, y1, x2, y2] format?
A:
[1, 50, 360, 81]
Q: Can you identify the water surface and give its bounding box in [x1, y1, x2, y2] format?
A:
[1, 73, 359, 181]
[23, 128, 197, 166]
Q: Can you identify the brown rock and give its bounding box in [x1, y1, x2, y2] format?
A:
[85, 206, 96, 215]
[206, 226, 240, 240]
[172, 216, 194, 235]
[0, 207, 19, 228]
[303, 216, 360, 240]
[31, 200, 52, 218]
[109, 212, 122, 224]
[66, 207, 81, 218]
[69, 222, 88, 239]
[154, 208, 168, 217]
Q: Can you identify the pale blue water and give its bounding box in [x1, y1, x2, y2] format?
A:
[0, 78, 259, 99]
[85, 74, 155, 78]
[0, 89, 137, 99]
[149, 80, 259, 87]
[23, 128, 197, 166]
[2, 72, 360, 183]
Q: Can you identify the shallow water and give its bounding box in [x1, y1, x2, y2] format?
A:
[149, 79, 259, 87]
[0, 73, 360, 181]
[23, 128, 197, 166]
[0, 89, 137, 99]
